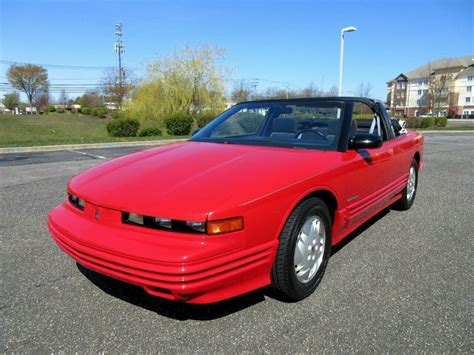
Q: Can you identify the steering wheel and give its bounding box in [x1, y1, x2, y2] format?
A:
[295, 128, 328, 141]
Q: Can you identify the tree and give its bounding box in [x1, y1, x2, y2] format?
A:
[7, 64, 49, 113]
[325, 85, 339, 96]
[75, 91, 104, 108]
[102, 68, 133, 109]
[428, 72, 451, 115]
[2, 92, 20, 111]
[356, 82, 373, 98]
[34, 92, 50, 112]
[126, 44, 228, 122]
[355, 83, 374, 114]
[299, 82, 323, 98]
[231, 80, 252, 103]
[58, 89, 68, 107]
[259, 86, 297, 99]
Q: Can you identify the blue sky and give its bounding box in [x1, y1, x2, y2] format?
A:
[1, 0, 473, 100]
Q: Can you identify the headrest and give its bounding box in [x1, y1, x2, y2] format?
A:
[351, 119, 358, 136]
[272, 118, 297, 133]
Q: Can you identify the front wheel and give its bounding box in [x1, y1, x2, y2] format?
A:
[271, 197, 332, 301]
[393, 159, 419, 211]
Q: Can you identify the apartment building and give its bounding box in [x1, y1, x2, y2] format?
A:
[386, 56, 474, 117]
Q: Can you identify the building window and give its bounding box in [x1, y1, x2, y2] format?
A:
[468, 76, 473, 81]
[466, 97, 471, 103]
[468, 86, 472, 92]
[418, 90, 422, 95]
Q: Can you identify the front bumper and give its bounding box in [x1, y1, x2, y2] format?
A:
[48, 203, 276, 304]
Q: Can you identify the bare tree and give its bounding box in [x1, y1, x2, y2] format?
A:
[34, 92, 50, 112]
[356, 82, 373, 98]
[231, 80, 252, 103]
[429, 71, 451, 115]
[7, 64, 49, 114]
[58, 89, 68, 107]
[324, 85, 339, 96]
[299, 82, 323, 98]
[102, 69, 133, 109]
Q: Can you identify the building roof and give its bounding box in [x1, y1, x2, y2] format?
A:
[395, 56, 474, 81]
[455, 65, 474, 79]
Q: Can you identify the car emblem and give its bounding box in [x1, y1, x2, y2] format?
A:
[95, 209, 100, 221]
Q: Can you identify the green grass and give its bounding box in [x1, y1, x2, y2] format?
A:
[0, 112, 187, 147]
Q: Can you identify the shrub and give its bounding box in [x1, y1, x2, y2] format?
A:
[404, 117, 422, 128]
[435, 117, 448, 127]
[47, 105, 56, 112]
[106, 118, 140, 137]
[164, 113, 194, 135]
[56, 108, 65, 114]
[138, 127, 163, 137]
[81, 107, 91, 115]
[96, 107, 107, 118]
[196, 112, 216, 128]
[91, 108, 98, 116]
[420, 117, 434, 128]
[352, 113, 374, 119]
[111, 110, 121, 119]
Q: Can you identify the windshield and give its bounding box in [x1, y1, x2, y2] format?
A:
[191, 99, 345, 150]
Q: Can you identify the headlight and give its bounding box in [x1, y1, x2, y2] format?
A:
[185, 221, 206, 233]
[154, 217, 172, 229]
[122, 212, 243, 235]
[68, 193, 85, 210]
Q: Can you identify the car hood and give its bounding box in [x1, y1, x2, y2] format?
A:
[69, 141, 337, 220]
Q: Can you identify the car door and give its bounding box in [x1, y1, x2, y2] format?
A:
[378, 103, 415, 186]
[343, 103, 394, 228]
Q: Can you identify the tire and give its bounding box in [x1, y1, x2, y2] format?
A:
[393, 159, 419, 211]
[271, 197, 332, 301]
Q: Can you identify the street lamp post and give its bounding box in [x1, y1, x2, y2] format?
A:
[338, 26, 357, 96]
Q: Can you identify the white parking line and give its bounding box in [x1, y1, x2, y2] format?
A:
[67, 150, 106, 160]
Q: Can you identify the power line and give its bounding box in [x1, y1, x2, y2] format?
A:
[0, 76, 103, 81]
[0, 59, 144, 71]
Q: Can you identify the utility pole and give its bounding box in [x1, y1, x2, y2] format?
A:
[114, 23, 125, 88]
[250, 79, 259, 99]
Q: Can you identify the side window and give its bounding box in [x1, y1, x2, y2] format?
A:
[352, 102, 388, 141]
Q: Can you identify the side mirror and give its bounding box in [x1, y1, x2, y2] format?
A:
[192, 128, 200, 136]
[349, 133, 383, 150]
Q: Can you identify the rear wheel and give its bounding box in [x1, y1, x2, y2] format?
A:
[271, 197, 332, 301]
[393, 159, 419, 211]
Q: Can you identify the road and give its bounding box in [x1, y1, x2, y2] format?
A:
[1, 133, 472, 352]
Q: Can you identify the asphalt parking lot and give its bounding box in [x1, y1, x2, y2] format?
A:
[1, 133, 472, 352]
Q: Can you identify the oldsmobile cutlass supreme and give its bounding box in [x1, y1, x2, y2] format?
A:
[48, 97, 424, 304]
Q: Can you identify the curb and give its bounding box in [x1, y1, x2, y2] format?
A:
[0, 139, 187, 154]
[0, 131, 472, 154]
[416, 130, 474, 133]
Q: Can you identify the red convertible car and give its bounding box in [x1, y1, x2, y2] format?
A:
[48, 97, 424, 304]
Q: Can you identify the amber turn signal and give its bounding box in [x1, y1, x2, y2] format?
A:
[206, 217, 244, 235]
